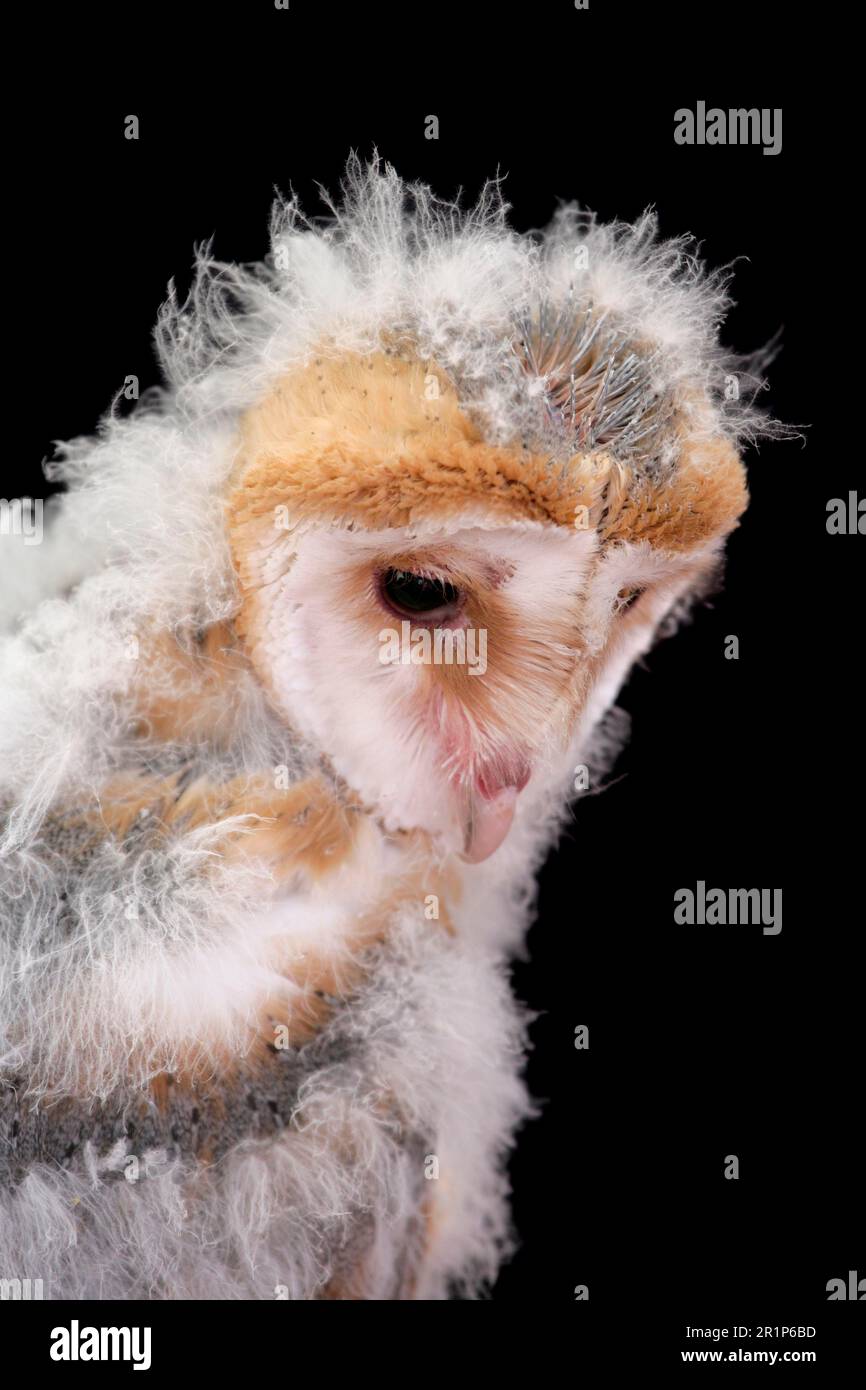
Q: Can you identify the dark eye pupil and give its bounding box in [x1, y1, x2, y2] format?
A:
[382, 569, 460, 614]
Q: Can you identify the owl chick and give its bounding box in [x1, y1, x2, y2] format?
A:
[0, 158, 770, 1300]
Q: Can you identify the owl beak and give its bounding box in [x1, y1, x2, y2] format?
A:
[459, 760, 531, 863]
[460, 785, 520, 863]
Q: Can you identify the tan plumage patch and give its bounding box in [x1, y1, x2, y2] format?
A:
[81, 769, 359, 883]
[600, 434, 748, 551]
[227, 351, 748, 567]
[131, 622, 250, 746]
[51, 764, 457, 1093]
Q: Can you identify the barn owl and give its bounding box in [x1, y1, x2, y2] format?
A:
[0, 158, 771, 1300]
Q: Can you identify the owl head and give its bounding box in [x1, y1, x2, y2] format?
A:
[174, 159, 770, 865]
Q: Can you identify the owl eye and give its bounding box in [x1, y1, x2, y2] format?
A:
[379, 568, 463, 620]
[617, 585, 646, 614]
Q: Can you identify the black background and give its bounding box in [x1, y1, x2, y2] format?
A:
[7, 0, 862, 1356]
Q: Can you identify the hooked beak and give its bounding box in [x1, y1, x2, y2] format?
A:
[459, 761, 531, 864]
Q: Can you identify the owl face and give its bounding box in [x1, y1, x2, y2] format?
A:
[228, 351, 745, 862]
